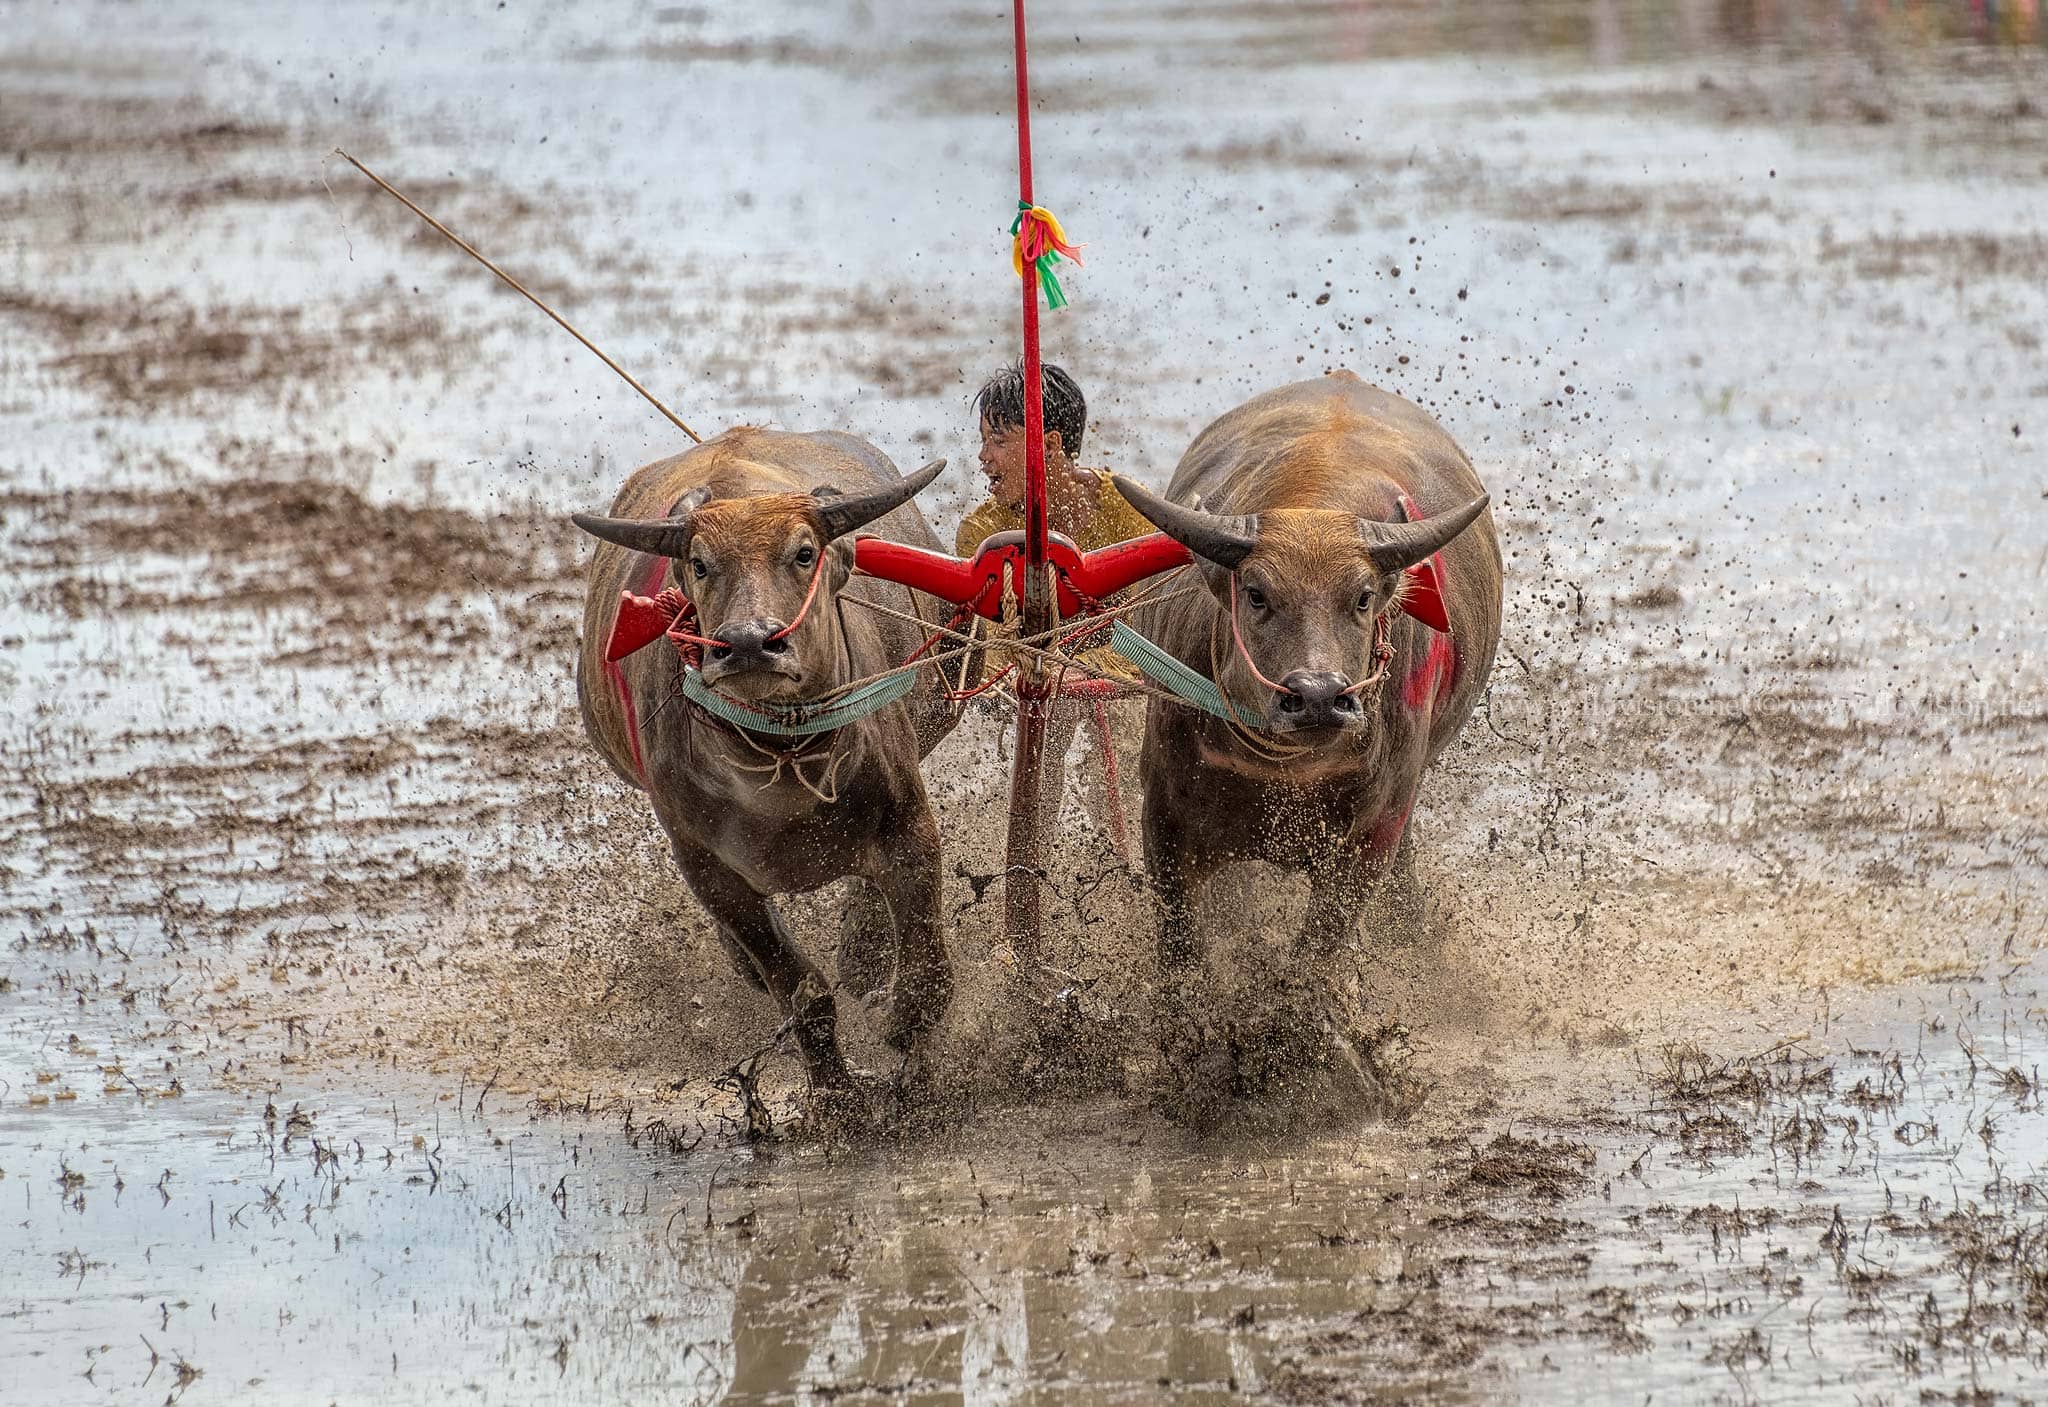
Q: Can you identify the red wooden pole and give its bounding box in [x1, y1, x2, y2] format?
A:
[1003, 0, 1053, 966]
[1012, 0, 1049, 599]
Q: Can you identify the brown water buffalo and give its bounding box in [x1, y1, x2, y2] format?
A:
[1112, 372, 1502, 970]
[572, 428, 957, 1098]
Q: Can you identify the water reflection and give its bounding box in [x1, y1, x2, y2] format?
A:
[701, 1131, 1474, 1402]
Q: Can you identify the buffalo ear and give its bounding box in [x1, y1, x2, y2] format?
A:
[826, 536, 856, 592]
[1359, 494, 1488, 576]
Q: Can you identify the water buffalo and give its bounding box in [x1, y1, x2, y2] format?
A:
[573, 428, 956, 1099]
[1112, 372, 1502, 970]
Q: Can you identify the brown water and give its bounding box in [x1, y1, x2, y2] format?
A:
[8, 981, 2047, 1401]
[4, 0, 2047, 1401]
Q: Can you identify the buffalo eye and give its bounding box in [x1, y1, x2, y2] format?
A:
[1356, 587, 1374, 612]
[1244, 584, 1267, 610]
[689, 557, 709, 580]
[794, 544, 816, 569]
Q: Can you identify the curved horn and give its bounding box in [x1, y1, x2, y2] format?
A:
[570, 485, 711, 559]
[1360, 493, 1489, 575]
[812, 459, 945, 541]
[1109, 474, 1257, 570]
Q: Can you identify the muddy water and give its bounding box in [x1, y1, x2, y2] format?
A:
[8, 975, 2047, 1402]
[4, 0, 2047, 1401]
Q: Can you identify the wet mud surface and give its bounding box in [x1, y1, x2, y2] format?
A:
[4, 1, 2047, 1401]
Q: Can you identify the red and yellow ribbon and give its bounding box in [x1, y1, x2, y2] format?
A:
[1010, 202, 1085, 310]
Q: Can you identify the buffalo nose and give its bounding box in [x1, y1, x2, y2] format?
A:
[1275, 670, 1359, 727]
[707, 617, 792, 671]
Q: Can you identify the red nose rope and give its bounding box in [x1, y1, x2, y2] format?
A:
[768, 549, 829, 644]
[665, 594, 729, 660]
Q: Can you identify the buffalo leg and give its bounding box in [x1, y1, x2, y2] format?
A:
[1378, 823, 1429, 945]
[1144, 778, 1222, 975]
[664, 837, 772, 993]
[672, 841, 854, 1091]
[833, 878, 895, 1001]
[1142, 773, 1229, 1100]
[1300, 802, 1415, 957]
[868, 799, 951, 1051]
[1300, 853, 1376, 958]
[707, 926, 772, 994]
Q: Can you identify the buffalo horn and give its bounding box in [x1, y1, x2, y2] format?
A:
[1359, 494, 1489, 575]
[1108, 474, 1258, 570]
[812, 458, 946, 541]
[570, 485, 712, 559]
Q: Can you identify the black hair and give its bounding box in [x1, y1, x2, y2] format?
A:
[974, 361, 1086, 457]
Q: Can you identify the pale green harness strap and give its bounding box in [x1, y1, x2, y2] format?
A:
[680, 667, 919, 737]
[1106, 619, 1234, 721]
[677, 618, 1228, 736]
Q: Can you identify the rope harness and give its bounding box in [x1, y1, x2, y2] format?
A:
[600, 547, 915, 799]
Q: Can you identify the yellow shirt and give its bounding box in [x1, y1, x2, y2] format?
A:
[952, 469, 1159, 685]
[952, 468, 1158, 559]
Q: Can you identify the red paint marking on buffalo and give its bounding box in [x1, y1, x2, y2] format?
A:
[1367, 804, 1413, 862]
[1402, 630, 1458, 715]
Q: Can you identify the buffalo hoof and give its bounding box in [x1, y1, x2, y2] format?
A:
[1149, 970, 1222, 1100]
[1321, 1023, 1423, 1119]
[1149, 967, 1213, 1044]
[1152, 1021, 1237, 1133]
[1006, 974, 1126, 1096]
[787, 975, 863, 1102]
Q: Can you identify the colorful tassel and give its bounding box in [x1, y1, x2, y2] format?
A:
[1009, 201, 1085, 310]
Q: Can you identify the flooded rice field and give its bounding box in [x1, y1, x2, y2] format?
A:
[7, 996, 2048, 1402]
[3, 0, 2046, 1400]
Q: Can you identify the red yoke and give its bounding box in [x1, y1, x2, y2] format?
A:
[605, 527, 1455, 663]
[850, 530, 1193, 622]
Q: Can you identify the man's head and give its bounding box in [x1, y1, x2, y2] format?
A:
[974, 362, 1086, 509]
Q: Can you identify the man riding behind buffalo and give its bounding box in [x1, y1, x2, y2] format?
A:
[955, 362, 1154, 854]
[956, 362, 1153, 561]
